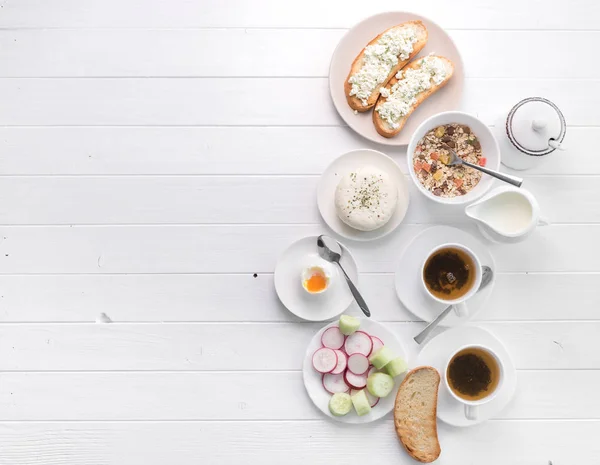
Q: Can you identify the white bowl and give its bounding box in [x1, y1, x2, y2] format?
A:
[407, 112, 501, 205]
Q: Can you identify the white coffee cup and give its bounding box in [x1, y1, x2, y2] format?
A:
[420, 243, 482, 317]
[444, 344, 504, 420]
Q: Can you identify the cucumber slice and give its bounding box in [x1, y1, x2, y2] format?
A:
[328, 392, 352, 416]
[351, 389, 372, 416]
[339, 315, 360, 336]
[384, 357, 408, 378]
[367, 372, 395, 398]
[369, 346, 395, 369]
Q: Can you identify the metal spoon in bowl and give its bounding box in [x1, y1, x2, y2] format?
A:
[442, 143, 523, 188]
[413, 266, 494, 345]
[317, 235, 370, 318]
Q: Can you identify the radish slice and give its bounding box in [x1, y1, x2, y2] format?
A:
[368, 366, 378, 377]
[371, 336, 384, 355]
[312, 347, 338, 373]
[321, 327, 345, 350]
[350, 389, 380, 408]
[347, 353, 369, 375]
[331, 350, 347, 375]
[344, 331, 373, 356]
[344, 370, 368, 389]
[323, 373, 350, 394]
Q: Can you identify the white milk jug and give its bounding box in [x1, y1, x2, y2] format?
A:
[465, 186, 548, 243]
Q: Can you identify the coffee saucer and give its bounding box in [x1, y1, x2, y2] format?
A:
[415, 325, 517, 427]
[394, 225, 496, 326]
[274, 236, 359, 321]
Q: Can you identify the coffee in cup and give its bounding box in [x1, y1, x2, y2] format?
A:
[444, 345, 504, 420]
[447, 346, 500, 401]
[423, 246, 476, 300]
[420, 243, 482, 316]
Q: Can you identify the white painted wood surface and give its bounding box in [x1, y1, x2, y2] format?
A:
[1, 0, 598, 463]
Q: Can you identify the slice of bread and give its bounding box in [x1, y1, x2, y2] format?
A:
[345, 21, 428, 112]
[373, 56, 454, 138]
[393, 366, 441, 463]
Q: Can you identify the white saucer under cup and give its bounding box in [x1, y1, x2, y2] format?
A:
[415, 325, 517, 427]
[274, 236, 359, 321]
[329, 12, 464, 146]
[317, 149, 410, 242]
[302, 318, 408, 424]
[395, 225, 496, 326]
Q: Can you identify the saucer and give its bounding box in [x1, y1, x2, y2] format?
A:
[317, 149, 410, 242]
[394, 225, 496, 325]
[274, 236, 358, 321]
[303, 317, 408, 423]
[415, 325, 517, 427]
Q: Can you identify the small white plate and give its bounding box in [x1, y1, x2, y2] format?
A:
[415, 325, 517, 427]
[303, 318, 408, 423]
[329, 12, 464, 146]
[395, 225, 496, 325]
[274, 236, 358, 321]
[317, 149, 410, 242]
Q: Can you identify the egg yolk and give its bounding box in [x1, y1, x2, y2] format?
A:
[305, 272, 328, 293]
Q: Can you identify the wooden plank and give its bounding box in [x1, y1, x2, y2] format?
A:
[0, 126, 595, 176]
[0, 322, 598, 371]
[0, 0, 597, 30]
[0, 224, 598, 274]
[0, 78, 595, 126]
[4, 175, 597, 225]
[1, 29, 598, 78]
[0, 272, 598, 322]
[0, 370, 597, 420]
[0, 419, 596, 464]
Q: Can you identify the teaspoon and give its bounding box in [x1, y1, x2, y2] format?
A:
[317, 235, 371, 318]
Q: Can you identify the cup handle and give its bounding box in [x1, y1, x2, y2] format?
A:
[454, 301, 468, 318]
[465, 404, 478, 420]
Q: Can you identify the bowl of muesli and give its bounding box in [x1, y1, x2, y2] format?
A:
[407, 111, 501, 205]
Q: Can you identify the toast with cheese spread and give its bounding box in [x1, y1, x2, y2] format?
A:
[373, 55, 454, 138]
[394, 366, 441, 463]
[345, 21, 428, 112]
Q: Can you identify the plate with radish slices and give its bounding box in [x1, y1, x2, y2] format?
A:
[303, 314, 408, 423]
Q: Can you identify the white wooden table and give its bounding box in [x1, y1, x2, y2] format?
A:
[0, 0, 599, 463]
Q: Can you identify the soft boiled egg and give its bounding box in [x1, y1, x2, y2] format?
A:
[301, 262, 334, 294]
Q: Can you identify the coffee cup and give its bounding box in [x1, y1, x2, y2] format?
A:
[420, 243, 482, 317]
[444, 344, 504, 420]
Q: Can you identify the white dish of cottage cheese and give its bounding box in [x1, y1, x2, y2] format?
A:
[318, 149, 409, 241]
[329, 12, 464, 146]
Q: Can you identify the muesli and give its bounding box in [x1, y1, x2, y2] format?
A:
[413, 124, 486, 197]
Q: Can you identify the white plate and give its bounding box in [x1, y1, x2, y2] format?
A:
[274, 236, 358, 321]
[329, 12, 464, 146]
[303, 318, 408, 423]
[415, 325, 517, 427]
[317, 149, 410, 241]
[395, 225, 496, 326]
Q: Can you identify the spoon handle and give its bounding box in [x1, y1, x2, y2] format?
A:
[413, 304, 453, 345]
[462, 161, 524, 187]
[337, 263, 371, 318]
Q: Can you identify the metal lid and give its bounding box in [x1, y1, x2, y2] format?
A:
[506, 97, 566, 156]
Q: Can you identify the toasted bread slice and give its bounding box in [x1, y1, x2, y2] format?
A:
[373, 56, 454, 138]
[393, 366, 441, 463]
[345, 21, 428, 112]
